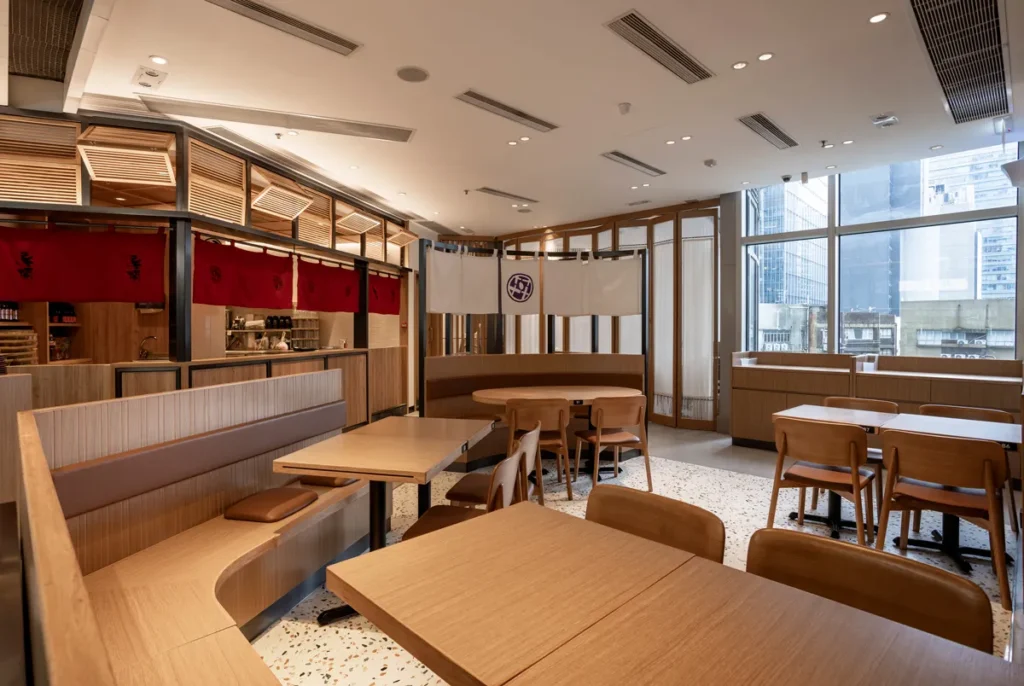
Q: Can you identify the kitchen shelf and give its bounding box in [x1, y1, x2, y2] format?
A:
[49, 322, 81, 328]
[226, 329, 291, 334]
[0, 321, 31, 328]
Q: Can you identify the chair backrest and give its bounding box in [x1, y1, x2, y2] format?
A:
[506, 398, 571, 432]
[586, 485, 725, 562]
[882, 429, 1007, 489]
[824, 396, 898, 414]
[517, 422, 542, 488]
[774, 416, 868, 468]
[487, 425, 540, 511]
[746, 529, 992, 653]
[591, 395, 646, 430]
[919, 404, 1015, 424]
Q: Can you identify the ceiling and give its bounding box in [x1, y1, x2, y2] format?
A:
[79, 0, 1024, 235]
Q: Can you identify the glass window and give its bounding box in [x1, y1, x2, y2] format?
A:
[745, 238, 828, 353]
[839, 144, 1018, 226]
[839, 218, 1017, 358]
[745, 177, 828, 236]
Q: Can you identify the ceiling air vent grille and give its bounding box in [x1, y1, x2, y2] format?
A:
[627, 199, 651, 206]
[188, 140, 247, 225]
[738, 113, 798, 150]
[251, 167, 314, 221]
[297, 191, 333, 247]
[475, 187, 540, 203]
[910, 0, 1009, 124]
[455, 91, 558, 132]
[600, 151, 666, 177]
[78, 126, 176, 186]
[204, 0, 360, 56]
[607, 11, 713, 84]
[0, 115, 81, 205]
[337, 211, 381, 235]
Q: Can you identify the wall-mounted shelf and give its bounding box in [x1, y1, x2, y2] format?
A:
[226, 329, 291, 334]
[49, 322, 81, 328]
[0, 321, 31, 328]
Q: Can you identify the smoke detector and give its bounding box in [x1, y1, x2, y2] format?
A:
[703, 158, 717, 168]
[872, 113, 899, 128]
[132, 65, 168, 90]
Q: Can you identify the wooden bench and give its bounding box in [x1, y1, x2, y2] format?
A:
[17, 371, 381, 685]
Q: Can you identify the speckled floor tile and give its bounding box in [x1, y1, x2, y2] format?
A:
[253, 453, 1017, 684]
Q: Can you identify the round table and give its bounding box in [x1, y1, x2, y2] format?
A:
[472, 385, 642, 407]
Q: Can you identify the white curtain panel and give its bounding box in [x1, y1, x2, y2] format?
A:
[542, 258, 586, 315]
[427, 248, 463, 313]
[681, 236, 715, 421]
[460, 253, 499, 314]
[501, 257, 541, 315]
[587, 257, 642, 316]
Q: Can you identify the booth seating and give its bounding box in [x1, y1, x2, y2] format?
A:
[18, 371, 378, 685]
[423, 354, 645, 470]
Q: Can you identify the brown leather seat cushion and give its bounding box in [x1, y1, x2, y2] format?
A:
[514, 429, 565, 448]
[224, 487, 318, 523]
[574, 429, 641, 445]
[783, 461, 873, 490]
[403, 505, 486, 541]
[445, 473, 490, 504]
[299, 474, 359, 488]
[893, 478, 988, 516]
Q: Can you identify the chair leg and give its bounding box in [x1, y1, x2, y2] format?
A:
[810, 487, 819, 511]
[852, 482, 865, 547]
[613, 446, 620, 479]
[899, 512, 910, 552]
[766, 481, 782, 530]
[873, 464, 883, 518]
[875, 501, 892, 551]
[1004, 454, 1019, 535]
[574, 438, 582, 482]
[797, 488, 805, 525]
[554, 450, 563, 484]
[536, 458, 545, 507]
[592, 443, 602, 485]
[912, 509, 921, 533]
[864, 482, 874, 545]
[642, 440, 653, 492]
[986, 493, 1012, 611]
[561, 447, 573, 501]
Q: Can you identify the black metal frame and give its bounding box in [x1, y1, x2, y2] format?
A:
[114, 366, 183, 398]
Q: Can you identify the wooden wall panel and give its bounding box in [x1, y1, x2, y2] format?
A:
[1, 374, 32, 502]
[928, 379, 1021, 412]
[875, 355, 1021, 379]
[369, 347, 406, 414]
[75, 303, 137, 363]
[425, 353, 646, 381]
[730, 389, 787, 444]
[271, 359, 323, 378]
[191, 363, 267, 389]
[328, 353, 368, 426]
[119, 370, 179, 398]
[191, 303, 227, 360]
[854, 374, 931, 403]
[18, 364, 113, 408]
[732, 368, 849, 396]
[369, 313, 401, 348]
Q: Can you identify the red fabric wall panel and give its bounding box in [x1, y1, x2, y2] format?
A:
[193, 239, 293, 309]
[296, 259, 360, 313]
[368, 273, 401, 315]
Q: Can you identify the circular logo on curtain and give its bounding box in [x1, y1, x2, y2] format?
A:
[506, 273, 534, 302]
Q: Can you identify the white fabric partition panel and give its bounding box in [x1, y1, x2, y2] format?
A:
[681, 217, 716, 422]
[460, 254, 499, 314]
[427, 249, 463, 313]
[542, 257, 642, 317]
[501, 258, 541, 315]
[542, 259, 586, 316]
[427, 249, 499, 314]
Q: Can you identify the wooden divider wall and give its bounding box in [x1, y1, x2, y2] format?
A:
[0, 375, 31, 503]
[369, 346, 407, 414]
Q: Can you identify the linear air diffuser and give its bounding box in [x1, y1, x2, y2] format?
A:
[455, 91, 558, 132]
[607, 10, 714, 84]
[204, 0, 360, 56]
[738, 113, 799, 150]
[600, 151, 666, 177]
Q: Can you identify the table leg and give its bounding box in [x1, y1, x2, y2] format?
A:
[896, 512, 1015, 574]
[418, 482, 431, 517]
[318, 481, 389, 626]
[788, 491, 861, 539]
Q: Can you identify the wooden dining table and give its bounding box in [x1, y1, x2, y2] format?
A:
[472, 385, 642, 407]
[327, 502, 1020, 685]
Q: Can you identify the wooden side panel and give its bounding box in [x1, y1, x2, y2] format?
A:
[424, 353, 646, 382]
[732, 368, 850, 396]
[17, 413, 116, 685]
[876, 355, 1021, 379]
[76, 303, 137, 363]
[328, 354, 368, 427]
[854, 374, 931, 403]
[929, 379, 1022, 412]
[730, 389, 787, 443]
[369, 347, 406, 414]
[18, 364, 114, 409]
[1, 374, 32, 502]
[191, 303, 227, 361]
[120, 370, 180, 398]
[191, 363, 267, 389]
[271, 359, 323, 378]
[749, 352, 852, 369]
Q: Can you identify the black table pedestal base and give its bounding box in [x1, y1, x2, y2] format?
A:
[896, 513, 1014, 575]
[788, 491, 863, 540]
[318, 480, 390, 626]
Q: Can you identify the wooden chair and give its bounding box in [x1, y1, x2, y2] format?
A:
[504, 398, 573, 501]
[809, 397, 898, 517]
[586, 484, 725, 562]
[919, 404, 1018, 535]
[747, 529, 992, 653]
[403, 426, 539, 541]
[767, 417, 875, 546]
[445, 421, 543, 508]
[876, 429, 1012, 609]
[574, 396, 652, 492]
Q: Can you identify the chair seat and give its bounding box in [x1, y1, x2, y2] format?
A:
[782, 462, 874, 491]
[574, 429, 641, 445]
[515, 429, 565, 448]
[444, 472, 491, 505]
[893, 478, 989, 517]
[403, 505, 486, 541]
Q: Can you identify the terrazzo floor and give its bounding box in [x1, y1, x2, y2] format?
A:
[253, 452, 1017, 685]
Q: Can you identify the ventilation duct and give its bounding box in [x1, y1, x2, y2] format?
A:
[455, 91, 558, 132]
[738, 113, 799, 149]
[910, 0, 1009, 124]
[627, 199, 651, 206]
[204, 0, 360, 56]
[475, 187, 540, 203]
[77, 126, 176, 186]
[606, 10, 713, 84]
[600, 151, 666, 177]
[0, 115, 81, 205]
[10, 0, 83, 81]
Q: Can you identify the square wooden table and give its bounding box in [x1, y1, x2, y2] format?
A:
[327, 502, 694, 686]
[774, 404, 897, 433]
[509, 557, 1021, 686]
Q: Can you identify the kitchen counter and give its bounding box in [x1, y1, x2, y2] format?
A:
[110, 348, 368, 369]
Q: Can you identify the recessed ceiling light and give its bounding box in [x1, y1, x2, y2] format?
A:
[520, 136, 530, 142]
[287, 130, 298, 136]
[681, 135, 692, 141]
[732, 61, 748, 70]
[642, 183, 650, 187]
[349, 165, 359, 170]
[508, 141, 518, 146]
[631, 186, 638, 190]
[741, 181, 750, 185]
[397, 192, 407, 196]
[115, 196, 126, 201]
[826, 165, 837, 170]
[869, 12, 889, 24]
[758, 53, 773, 61]
[522, 203, 529, 207]
[434, 211, 439, 215]
[666, 140, 676, 145]
[823, 143, 835, 149]
[149, 55, 168, 65]
[930, 144, 944, 150]
[842, 140, 854, 145]
[459, 226, 465, 229]
[512, 204, 519, 208]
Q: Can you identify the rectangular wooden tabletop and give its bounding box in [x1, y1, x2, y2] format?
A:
[273, 416, 494, 484]
[774, 404, 897, 432]
[326, 502, 694, 686]
[881, 413, 1021, 448]
[510, 557, 1021, 686]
